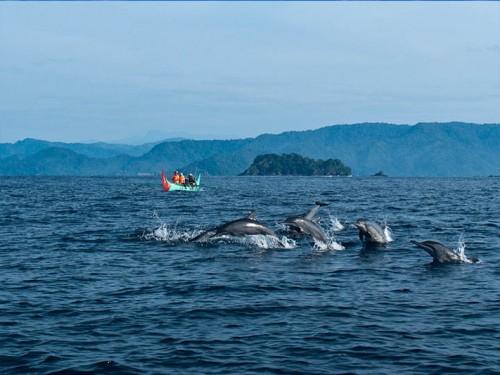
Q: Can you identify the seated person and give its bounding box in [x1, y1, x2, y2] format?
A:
[172, 171, 179, 184]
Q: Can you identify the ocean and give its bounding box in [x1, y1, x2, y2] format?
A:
[1, 176, 499, 374]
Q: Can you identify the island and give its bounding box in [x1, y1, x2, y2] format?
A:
[240, 153, 352, 176]
[371, 170, 388, 177]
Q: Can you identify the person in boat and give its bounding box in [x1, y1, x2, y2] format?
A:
[179, 173, 186, 185]
[188, 173, 196, 186]
[172, 171, 180, 184]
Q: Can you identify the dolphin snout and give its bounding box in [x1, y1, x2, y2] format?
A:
[353, 222, 365, 230]
[410, 240, 427, 249]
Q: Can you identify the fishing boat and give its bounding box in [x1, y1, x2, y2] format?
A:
[161, 170, 201, 192]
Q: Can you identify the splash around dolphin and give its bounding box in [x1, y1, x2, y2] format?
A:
[190, 211, 276, 242]
[410, 240, 479, 264]
[354, 219, 391, 245]
[282, 202, 330, 244]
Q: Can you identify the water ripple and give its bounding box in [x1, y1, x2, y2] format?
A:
[0, 176, 499, 374]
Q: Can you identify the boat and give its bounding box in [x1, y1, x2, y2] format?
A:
[161, 170, 201, 192]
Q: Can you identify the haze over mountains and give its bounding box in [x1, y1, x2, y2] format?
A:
[1, 123, 499, 177]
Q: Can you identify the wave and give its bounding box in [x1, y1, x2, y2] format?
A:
[453, 234, 479, 264]
[141, 212, 349, 251]
[313, 238, 345, 251]
[277, 216, 345, 251]
[316, 218, 345, 251]
[383, 225, 394, 243]
[217, 234, 297, 250]
[143, 227, 297, 250]
[141, 213, 296, 249]
[328, 215, 345, 232]
[140, 223, 200, 243]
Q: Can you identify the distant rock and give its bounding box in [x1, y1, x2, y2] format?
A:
[371, 170, 388, 177]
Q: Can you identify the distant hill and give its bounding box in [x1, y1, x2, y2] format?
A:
[241, 153, 351, 176]
[0, 139, 251, 176]
[187, 122, 500, 177]
[126, 138, 251, 175]
[0, 123, 499, 176]
[0, 138, 156, 159]
[0, 147, 130, 176]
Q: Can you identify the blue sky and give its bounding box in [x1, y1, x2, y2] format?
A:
[1, 2, 499, 143]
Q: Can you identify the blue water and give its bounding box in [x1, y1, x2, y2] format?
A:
[1, 177, 499, 374]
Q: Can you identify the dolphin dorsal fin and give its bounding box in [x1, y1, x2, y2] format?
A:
[247, 211, 257, 221]
[304, 201, 329, 220]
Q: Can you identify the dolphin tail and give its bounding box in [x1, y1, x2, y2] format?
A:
[304, 202, 329, 220]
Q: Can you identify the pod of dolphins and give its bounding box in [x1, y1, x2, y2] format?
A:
[190, 202, 478, 264]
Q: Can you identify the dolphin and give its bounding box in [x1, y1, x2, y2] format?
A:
[354, 219, 388, 244]
[283, 202, 329, 244]
[410, 240, 478, 264]
[190, 211, 276, 242]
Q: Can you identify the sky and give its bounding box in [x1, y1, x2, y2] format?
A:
[0, 2, 499, 143]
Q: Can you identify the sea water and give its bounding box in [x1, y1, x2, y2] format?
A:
[0, 176, 499, 374]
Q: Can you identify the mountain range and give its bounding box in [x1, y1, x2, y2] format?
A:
[1, 122, 499, 177]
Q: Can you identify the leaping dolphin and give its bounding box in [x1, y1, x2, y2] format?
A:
[283, 202, 329, 244]
[410, 240, 478, 264]
[190, 211, 276, 242]
[354, 219, 389, 244]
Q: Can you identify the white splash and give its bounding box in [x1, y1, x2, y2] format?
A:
[207, 234, 296, 249]
[313, 238, 345, 252]
[453, 234, 478, 263]
[381, 218, 394, 243]
[142, 212, 199, 242]
[454, 234, 466, 259]
[383, 226, 394, 243]
[316, 222, 346, 251]
[179, 232, 295, 250]
[141, 223, 198, 243]
[143, 212, 296, 249]
[328, 215, 345, 232]
[240, 234, 297, 250]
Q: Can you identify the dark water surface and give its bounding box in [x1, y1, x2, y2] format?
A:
[1, 177, 499, 374]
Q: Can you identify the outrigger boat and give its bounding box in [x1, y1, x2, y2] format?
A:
[161, 170, 201, 192]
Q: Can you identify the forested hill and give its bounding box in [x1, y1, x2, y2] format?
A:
[1, 123, 499, 176]
[185, 122, 500, 177]
[240, 154, 352, 176]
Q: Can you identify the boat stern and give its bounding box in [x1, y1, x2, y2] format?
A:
[161, 170, 170, 192]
